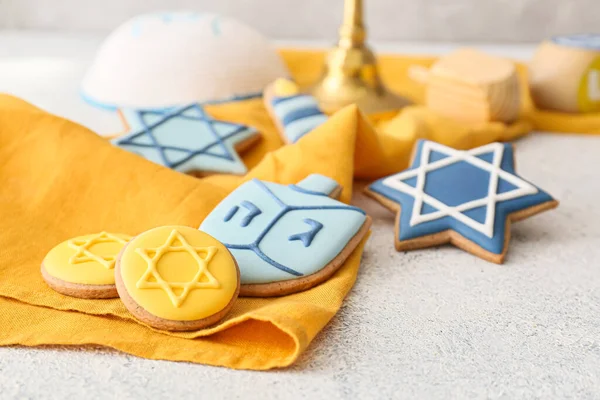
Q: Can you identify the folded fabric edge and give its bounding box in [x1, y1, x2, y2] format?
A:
[0, 295, 300, 370]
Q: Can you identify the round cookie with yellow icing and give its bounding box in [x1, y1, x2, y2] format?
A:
[41, 232, 131, 299]
[115, 225, 240, 331]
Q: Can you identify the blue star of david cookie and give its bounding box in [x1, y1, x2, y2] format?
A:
[200, 174, 372, 296]
[112, 103, 259, 175]
[365, 140, 558, 264]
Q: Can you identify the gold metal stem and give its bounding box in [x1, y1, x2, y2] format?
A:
[339, 0, 365, 48]
[310, 0, 411, 115]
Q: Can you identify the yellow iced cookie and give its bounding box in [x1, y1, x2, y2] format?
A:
[41, 232, 131, 299]
[115, 225, 239, 331]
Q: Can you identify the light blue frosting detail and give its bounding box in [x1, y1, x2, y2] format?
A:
[272, 94, 327, 143]
[284, 114, 329, 142]
[552, 34, 600, 50]
[273, 95, 319, 116]
[131, 12, 215, 37]
[113, 103, 256, 175]
[293, 174, 339, 196]
[199, 175, 367, 284]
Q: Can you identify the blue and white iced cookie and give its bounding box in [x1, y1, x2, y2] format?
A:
[199, 174, 371, 296]
[365, 140, 558, 264]
[264, 79, 328, 144]
[112, 103, 260, 176]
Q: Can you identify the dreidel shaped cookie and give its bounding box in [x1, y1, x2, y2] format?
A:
[200, 174, 371, 297]
[529, 34, 600, 113]
[264, 79, 329, 144]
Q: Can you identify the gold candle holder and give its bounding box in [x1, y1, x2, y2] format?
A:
[310, 0, 412, 114]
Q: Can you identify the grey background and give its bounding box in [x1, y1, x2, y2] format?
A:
[0, 0, 598, 42]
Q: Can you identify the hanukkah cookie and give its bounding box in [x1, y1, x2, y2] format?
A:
[365, 140, 558, 264]
[81, 11, 288, 109]
[115, 225, 240, 331]
[264, 78, 328, 144]
[200, 174, 371, 297]
[41, 232, 131, 299]
[112, 103, 259, 176]
[530, 34, 600, 113]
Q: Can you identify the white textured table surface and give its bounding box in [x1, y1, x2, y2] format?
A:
[0, 32, 599, 399]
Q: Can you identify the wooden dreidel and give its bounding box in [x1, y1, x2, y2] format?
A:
[529, 34, 600, 113]
[410, 48, 520, 124]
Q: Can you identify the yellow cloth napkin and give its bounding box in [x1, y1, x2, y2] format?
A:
[0, 50, 533, 370]
[522, 95, 600, 134]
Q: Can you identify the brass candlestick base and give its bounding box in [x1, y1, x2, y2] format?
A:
[310, 0, 411, 114]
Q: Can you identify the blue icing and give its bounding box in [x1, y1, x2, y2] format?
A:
[421, 203, 438, 215]
[285, 114, 329, 142]
[552, 34, 600, 50]
[282, 107, 323, 126]
[272, 95, 316, 111]
[423, 160, 490, 206]
[476, 152, 495, 164]
[200, 175, 367, 284]
[131, 12, 218, 37]
[272, 94, 327, 143]
[401, 176, 418, 188]
[228, 249, 295, 284]
[368, 140, 555, 255]
[223, 205, 239, 222]
[429, 150, 450, 163]
[112, 103, 256, 175]
[239, 201, 262, 227]
[291, 174, 339, 196]
[498, 177, 519, 194]
[461, 205, 487, 224]
[288, 218, 323, 247]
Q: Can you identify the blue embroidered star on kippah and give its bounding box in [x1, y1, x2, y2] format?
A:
[366, 140, 558, 263]
[112, 103, 258, 175]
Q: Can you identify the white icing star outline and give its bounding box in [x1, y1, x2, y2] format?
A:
[382, 142, 539, 238]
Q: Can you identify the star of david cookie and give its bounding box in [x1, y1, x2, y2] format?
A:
[199, 174, 372, 297]
[365, 140, 559, 264]
[42, 232, 131, 298]
[115, 226, 240, 331]
[112, 103, 260, 177]
[264, 78, 328, 144]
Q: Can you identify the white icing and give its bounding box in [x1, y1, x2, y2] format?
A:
[588, 70, 600, 101]
[382, 142, 539, 238]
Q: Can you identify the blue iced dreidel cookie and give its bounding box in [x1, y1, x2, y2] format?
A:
[264, 78, 328, 144]
[112, 103, 260, 176]
[200, 174, 372, 297]
[365, 140, 558, 264]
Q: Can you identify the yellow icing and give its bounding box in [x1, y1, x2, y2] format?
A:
[273, 78, 300, 97]
[135, 230, 220, 307]
[578, 57, 600, 113]
[43, 232, 131, 285]
[119, 226, 238, 321]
